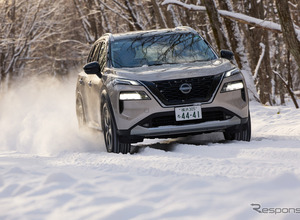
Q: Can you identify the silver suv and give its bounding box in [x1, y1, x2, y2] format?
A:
[76, 27, 251, 154]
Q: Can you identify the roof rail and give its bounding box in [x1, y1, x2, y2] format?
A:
[103, 33, 114, 41]
[175, 26, 198, 34]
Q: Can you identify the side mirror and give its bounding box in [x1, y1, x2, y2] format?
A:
[220, 50, 234, 61]
[83, 61, 101, 77]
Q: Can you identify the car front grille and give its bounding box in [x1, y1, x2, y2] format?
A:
[141, 73, 223, 105]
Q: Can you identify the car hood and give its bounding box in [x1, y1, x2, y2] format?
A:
[112, 58, 235, 81]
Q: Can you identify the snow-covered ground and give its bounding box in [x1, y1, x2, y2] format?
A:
[0, 76, 300, 220]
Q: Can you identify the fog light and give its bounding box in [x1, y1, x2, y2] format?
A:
[221, 81, 244, 92]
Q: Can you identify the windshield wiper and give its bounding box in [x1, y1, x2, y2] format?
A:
[147, 61, 163, 66]
[148, 61, 179, 66]
[188, 59, 212, 63]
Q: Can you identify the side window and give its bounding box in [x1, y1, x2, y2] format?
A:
[87, 45, 97, 63]
[98, 42, 107, 72]
[86, 40, 107, 72]
[91, 43, 101, 62]
[95, 42, 103, 62]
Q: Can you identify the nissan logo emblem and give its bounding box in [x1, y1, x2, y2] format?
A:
[179, 83, 192, 94]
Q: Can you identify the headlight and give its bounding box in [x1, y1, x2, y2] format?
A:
[113, 79, 140, 86]
[119, 91, 150, 100]
[221, 80, 244, 92]
[225, 68, 240, 77]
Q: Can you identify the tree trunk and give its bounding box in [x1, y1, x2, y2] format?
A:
[200, 0, 229, 51]
[164, 5, 181, 27]
[259, 32, 272, 105]
[147, 1, 156, 29]
[275, 0, 300, 75]
[242, 0, 272, 104]
[217, 0, 246, 69]
[124, 0, 143, 31]
[287, 51, 293, 90]
[274, 71, 299, 109]
[151, 0, 168, 28]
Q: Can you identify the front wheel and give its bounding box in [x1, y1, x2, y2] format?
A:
[101, 100, 131, 154]
[224, 115, 251, 142]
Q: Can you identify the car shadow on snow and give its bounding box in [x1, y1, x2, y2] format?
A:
[131, 140, 177, 153]
[131, 132, 227, 153]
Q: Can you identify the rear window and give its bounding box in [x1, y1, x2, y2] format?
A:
[111, 33, 217, 68]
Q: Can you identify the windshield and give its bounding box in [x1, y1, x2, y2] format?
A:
[110, 33, 217, 68]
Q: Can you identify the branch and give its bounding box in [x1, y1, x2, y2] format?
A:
[111, 0, 127, 11]
[162, 0, 300, 35]
[288, 1, 298, 8]
[98, 0, 135, 28]
[73, 0, 94, 43]
[273, 70, 299, 109]
[253, 43, 265, 80]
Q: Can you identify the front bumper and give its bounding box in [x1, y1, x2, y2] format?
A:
[109, 72, 249, 142]
[130, 116, 241, 137]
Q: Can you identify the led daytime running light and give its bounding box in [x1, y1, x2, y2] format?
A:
[225, 68, 240, 77]
[119, 91, 150, 100]
[221, 81, 244, 92]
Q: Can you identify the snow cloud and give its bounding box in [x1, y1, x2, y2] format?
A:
[0, 75, 103, 156]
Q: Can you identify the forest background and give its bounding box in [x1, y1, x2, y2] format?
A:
[0, 0, 299, 107]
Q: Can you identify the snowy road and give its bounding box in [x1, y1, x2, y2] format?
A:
[0, 77, 300, 220]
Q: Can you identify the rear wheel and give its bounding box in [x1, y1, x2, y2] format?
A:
[76, 97, 86, 129]
[224, 115, 251, 141]
[102, 99, 131, 154]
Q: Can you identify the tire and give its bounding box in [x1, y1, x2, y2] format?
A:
[76, 97, 86, 129]
[101, 99, 131, 154]
[224, 115, 251, 142]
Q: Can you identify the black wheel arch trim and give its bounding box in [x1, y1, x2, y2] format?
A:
[100, 88, 119, 134]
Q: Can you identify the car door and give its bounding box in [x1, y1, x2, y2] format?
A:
[77, 44, 98, 125]
[85, 41, 106, 128]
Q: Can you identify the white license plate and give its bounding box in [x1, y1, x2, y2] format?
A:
[175, 105, 202, 121]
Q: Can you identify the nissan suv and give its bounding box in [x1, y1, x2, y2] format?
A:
[76, 26, 251, 154]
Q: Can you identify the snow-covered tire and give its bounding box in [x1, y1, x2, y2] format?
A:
[76, 97, 86, 129]
[224, 115, 251, 142]
[101, 99, 131, 154]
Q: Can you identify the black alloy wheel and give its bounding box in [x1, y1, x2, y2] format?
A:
[101, 99, 131, 154]
[224, 114, 251, 142]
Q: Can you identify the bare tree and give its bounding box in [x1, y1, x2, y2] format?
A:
[0, 0, 299, 107]
[244, 0, 273, 104]
[217, 0, 243, 68]
[275, 0, 300, 74]
[200, 0, 229, 51]
[0, 0, 43, 91]
[151, 0, 168, 28]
